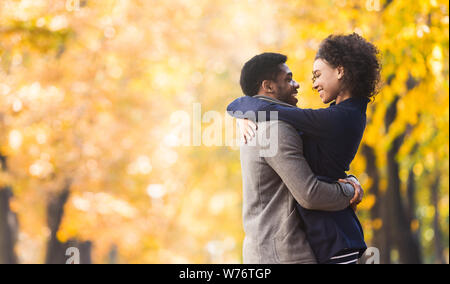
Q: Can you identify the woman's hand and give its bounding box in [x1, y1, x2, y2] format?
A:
[237, 118, 258, 144]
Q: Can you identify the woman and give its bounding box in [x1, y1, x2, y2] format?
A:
[227, 33, 381, 264]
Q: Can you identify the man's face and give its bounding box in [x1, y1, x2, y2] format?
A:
[272, 63, 300, 106]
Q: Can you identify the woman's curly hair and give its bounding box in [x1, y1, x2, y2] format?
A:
[315, 33, 381, 100]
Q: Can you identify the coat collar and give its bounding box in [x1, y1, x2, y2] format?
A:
[253, 95, 295, 108]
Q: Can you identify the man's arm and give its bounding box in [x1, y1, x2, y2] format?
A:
[263, 121, 355, 211]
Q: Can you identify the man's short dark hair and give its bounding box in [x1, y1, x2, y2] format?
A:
[240, 53, 288, 96]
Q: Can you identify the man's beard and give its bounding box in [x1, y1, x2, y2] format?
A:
[279, 92, 298, 106]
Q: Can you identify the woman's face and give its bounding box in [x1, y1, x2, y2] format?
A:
[312, 59, 343, 104]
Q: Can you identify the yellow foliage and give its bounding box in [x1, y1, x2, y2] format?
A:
[411, 219, 420, 233]
[358, 194, 376, 211]
[372, 218, 383, 231]
[0, 0, 447, 264]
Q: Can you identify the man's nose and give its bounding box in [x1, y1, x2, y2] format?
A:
[294, 81, 300, 89]
[312, 81, 319, 90]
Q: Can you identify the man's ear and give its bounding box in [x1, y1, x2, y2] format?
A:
[261, 80, 274, 93]
[337, 66, 345, 80]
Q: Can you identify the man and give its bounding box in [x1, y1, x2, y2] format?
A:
[229, 53, 363, 264]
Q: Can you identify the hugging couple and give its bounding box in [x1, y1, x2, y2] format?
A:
[226, 33, 381, 264]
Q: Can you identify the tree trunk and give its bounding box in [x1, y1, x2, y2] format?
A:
[431, 175, 446, 264]
[386, 134, 422, 263]
[384, 96, 422, 263]
[361, 144, 391, 264]
[108, 244, 118, 264]
[405, 143, 419, 223]
[0, 154, 18, 264]
[406, 167, 416, 222]
[405, 145, 422, 261]
[0, 186, 18, 264]
[45, 183, 92, 264]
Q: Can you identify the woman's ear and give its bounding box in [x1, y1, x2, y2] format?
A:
[337, 66, 345, 80]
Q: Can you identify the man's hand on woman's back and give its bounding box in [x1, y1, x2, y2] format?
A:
[237, 118, 258, 144]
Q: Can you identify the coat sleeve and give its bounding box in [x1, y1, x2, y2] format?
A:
[227, 96, 334, 138]
[263, 121, 354, 211]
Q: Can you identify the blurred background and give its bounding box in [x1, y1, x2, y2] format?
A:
[0, 0, 448, 264]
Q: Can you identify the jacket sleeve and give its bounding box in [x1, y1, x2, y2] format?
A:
[263, 121, 354, 211]
[227, 96, 334, 138]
